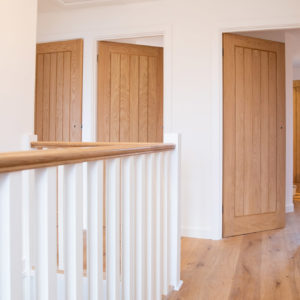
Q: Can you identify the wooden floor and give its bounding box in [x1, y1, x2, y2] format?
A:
[169, 201, 300, 300]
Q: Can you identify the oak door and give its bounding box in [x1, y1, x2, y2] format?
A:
[223, 33, 286, 237]
[97, 41, 163, 142]
[35, 39, 83, 142]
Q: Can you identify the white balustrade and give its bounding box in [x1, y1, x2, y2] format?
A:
[0, 135, 181, 300]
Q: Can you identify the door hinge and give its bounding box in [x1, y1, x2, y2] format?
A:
[222, 48, 224, 57]
[97, 54, 99, 63]
[222, 205, 224, 213]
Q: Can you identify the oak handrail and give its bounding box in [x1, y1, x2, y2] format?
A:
[0, 143, 175, 174]
[31, 141, 162, 149]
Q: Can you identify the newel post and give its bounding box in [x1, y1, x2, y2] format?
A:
[164, 133, 183, 291]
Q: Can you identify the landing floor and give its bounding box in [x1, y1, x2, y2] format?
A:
[169, 202, 300, 300]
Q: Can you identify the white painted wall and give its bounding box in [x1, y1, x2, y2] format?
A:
[285, 32, 295, 213]
[237, 30, 286, 42]
[294, 67, 300, 80]
[108, 35, 164, 47]
[37, 0, 300, 239]
[0, 0, 37, 152]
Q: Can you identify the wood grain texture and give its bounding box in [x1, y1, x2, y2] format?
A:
[234, 47, 244, 217]
[35, 54, 44, 140]
[169, 202, 300, 300]
[223, 33, 285, 237]
[260, 51, 269, 213]
[129, 55, 139, 142]
[63, 51, 71, 142]
[35, 39, 83, 142]
[120, 54, 130, 142]
[42, 53, 51, 141]
[148, 56, 158, 142]
[110, 53, 121, 142]
[98, 42, 111, 142]
[49, 53, 57, 141]
[139, 55, 148, 142]
[268, 52, 278, 212]
[97, 41, 163, 143]
[56, 53, 64, 142]
[243, 47, 254, 216]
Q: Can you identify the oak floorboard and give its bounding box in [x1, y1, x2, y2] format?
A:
[169, 202, 300, 300]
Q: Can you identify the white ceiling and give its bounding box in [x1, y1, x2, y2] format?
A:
[38, 0, 157, 12]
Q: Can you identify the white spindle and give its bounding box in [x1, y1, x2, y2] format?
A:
[121, 157, 135, 300]
[146, 154, 156, 300]
[161, 152, 171, 295]
[63, 164, 83, 300]
[35, 167, 57, 300]
[164, 134, 182, 290]
[0, 172, 23, 300]
[87, 161, 104, 300]
[22, 169, 34, 300]
[0, 174, 11, 300]
[106, 158, 121, 300]
[155, 153, 162, 300]
[135, 155, 147, 300]
[57, 166, 64, 270]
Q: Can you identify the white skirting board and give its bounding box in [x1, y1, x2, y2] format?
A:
[182, 203, 295, 239]
[181, 227, 214, 240]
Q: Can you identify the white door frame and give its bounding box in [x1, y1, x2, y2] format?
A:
[212, 22, 300, 239]
[37, 24, 173, 142]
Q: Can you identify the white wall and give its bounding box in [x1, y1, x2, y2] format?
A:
[108, 35, 164, 47]
[294, 67, 300, 80]
[37, 0, 300, 239]
[237, 29, 286, 42]
[0, 0, 37, 152]
[284, 32, 295, 213]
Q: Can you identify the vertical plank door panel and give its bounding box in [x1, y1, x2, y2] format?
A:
[110, 53, 121, 142]
[235, 46, 245, 217]
[148, 57, 158, 142]
[97, 41, 163, 143]
[129, 55, 139, 142]
[260, 51, 269, 213]
[42, 54, 51, 141]
[56, 53, 64, 142]
[223, 33, 285, 237]
[35, 54, 44, 141]
[35, 39, 83, 142]
[63, 52, 71, 142]
[139, 56, 149, 142]
[268, 52, 278, 212]
[49, 53, 57, 141]
[251, 49, 262, 215]
[120, 54, 130, 142]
